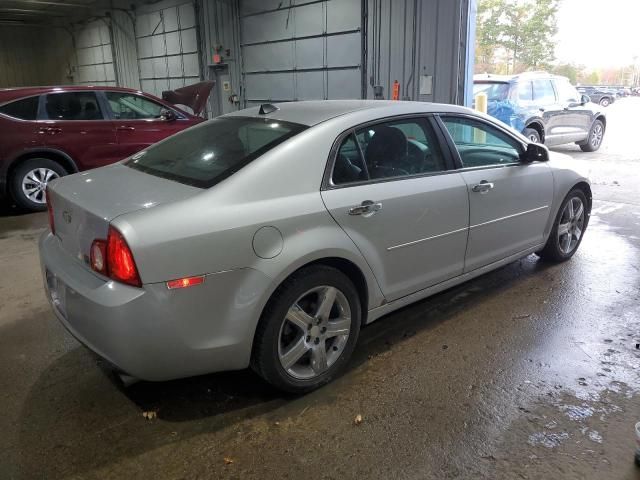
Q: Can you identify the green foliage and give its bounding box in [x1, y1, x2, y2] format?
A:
[475, 0, 560, 74]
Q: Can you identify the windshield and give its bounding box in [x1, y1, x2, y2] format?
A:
[126, 117, 307, 188]
[473, 82, 511, 102]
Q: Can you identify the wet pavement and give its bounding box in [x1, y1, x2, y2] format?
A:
[1, 99, 639, 480]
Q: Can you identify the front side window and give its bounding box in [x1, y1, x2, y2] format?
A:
[442, 116, 522, 168]
[532, 79, 556, 105]
[126, 117, 307, 188]
[331, 118, 445, 185]
[45, 92, 103, 120]
[554, 79, 580, 104]
[0, 96, 39, 120]
[105, 92, 166, 119]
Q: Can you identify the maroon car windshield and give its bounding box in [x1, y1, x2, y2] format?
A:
[126, 117, 307, 188]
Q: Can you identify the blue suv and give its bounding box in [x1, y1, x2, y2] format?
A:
[473, 72, 607, 152]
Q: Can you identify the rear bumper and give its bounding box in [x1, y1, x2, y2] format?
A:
[39, 232, 272, 381]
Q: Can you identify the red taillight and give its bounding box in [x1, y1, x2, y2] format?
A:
[46, 187, 55, 235]
[90, 226, 141, 287]
[106, 226, 141, 287]
[166, 275, 205, 290]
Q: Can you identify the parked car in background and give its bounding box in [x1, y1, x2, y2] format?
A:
[577, 86, 616, 107]
[0, 83, 213, 211]
[474, 73, 607, 151]
[40, 100, 592, 393]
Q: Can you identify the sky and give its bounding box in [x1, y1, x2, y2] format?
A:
[555, 0, 640, 68]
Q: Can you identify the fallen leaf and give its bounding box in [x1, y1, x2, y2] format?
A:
[224, 457, 234, 465]
[354, 414, 363, 425]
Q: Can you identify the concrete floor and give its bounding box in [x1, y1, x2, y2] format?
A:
[1, 99, 640, 480]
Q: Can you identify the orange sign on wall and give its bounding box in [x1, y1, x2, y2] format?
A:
[392, 80, 400, 100]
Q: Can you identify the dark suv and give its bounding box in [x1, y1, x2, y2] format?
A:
[473, 73, 606, 152]
[0, 85, 210, 211]
[576, 86, 616, 107]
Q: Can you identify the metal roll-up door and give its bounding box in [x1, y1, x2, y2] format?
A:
[135, 1, 201, 99]
[239, 0, 363, 106]
[74, 20, 116, 86]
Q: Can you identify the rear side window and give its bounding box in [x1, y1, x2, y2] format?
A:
[517, 81, 533, 102]
[332, 118, 446, 185]
[126, 117, 307, 188]
[0, 96, 39, 120]
[532, 79, 556, 105]
[473, 82, 511, 102]
[45, 92, 103, 120]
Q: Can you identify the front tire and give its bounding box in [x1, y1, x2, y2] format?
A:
[10, 158, 67, 212]
[579, 119, 605, 152]
[599, 97, 610, 107]
[251, 265, 361, 394]
[537, 189, 589, 262]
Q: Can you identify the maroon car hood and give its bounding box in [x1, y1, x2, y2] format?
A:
[162, 81, 215, 116]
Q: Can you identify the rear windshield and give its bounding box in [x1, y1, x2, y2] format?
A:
[126, 117, 307, 188]
[473, 82, 511, 102]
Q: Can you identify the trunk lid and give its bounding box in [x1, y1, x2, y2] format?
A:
[161, 81, 214, 116]
[48, 163, 201, 266]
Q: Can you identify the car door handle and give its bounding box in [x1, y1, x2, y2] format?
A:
[348, 200, 383, 216]
[472, 181, 494, 193]
[116, 125, 136, 131]
[38, 127, 62, 135]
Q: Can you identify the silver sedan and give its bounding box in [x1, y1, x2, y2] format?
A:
[40, 100, 591, 393]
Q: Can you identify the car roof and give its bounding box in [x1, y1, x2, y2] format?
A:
[474, 72, 570, 84]
[222, 100, 471, 127]
[0, 85, 146, 103]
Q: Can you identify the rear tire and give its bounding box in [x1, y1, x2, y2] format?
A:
[10, 158, 67, 212]
[251, 265, 361, 394]
[536, 188, 589, 262]
[523, 127, 541, 144]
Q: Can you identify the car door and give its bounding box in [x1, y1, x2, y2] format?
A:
[321, 116, 470, 302]
[104, 91, 195, 158]
[439, 115, 554, 272]
[531, 78, 566, 146]
[41, 91, 120, 170]
[552, 78, 593, 142]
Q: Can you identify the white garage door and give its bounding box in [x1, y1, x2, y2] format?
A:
[135, 1, 201, 98]
[239, 0, 363, 105]
[74, 20, 116, 86]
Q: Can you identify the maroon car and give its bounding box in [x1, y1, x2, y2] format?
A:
[0, 83, 212, 211]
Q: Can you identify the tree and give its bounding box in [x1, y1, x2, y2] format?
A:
[475, 0, 560, 74]
[553, 63, 580, 84]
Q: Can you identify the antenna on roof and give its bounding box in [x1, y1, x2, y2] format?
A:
[259, 103, 279, 115]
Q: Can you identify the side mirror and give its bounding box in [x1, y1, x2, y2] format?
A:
[581, 94, 591, 105]
[521, 142, 549, 163]
[160, 109, 177, 122]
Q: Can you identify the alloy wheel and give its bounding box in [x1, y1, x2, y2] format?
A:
[557, 196, 585, 255]
[278, 285, 351, 380]
[21, 168, 58, 204]
[590, 123, 604, 149]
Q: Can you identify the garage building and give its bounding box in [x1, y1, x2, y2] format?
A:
[0, 0, 476, 117]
